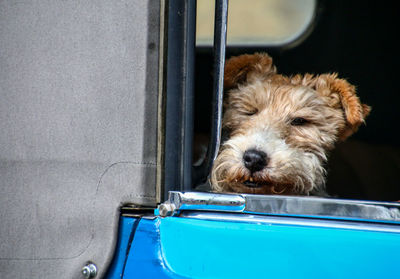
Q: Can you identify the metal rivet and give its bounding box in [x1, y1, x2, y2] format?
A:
[82, 263, 97, 278]
[158, 203, 176, 217]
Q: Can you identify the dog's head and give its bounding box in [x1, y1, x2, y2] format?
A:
[211, 53, 370, 195]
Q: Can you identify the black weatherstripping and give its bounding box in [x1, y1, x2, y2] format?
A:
[163, 0, 196, 200]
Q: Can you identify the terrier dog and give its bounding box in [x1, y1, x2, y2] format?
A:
[211, 53, 370, 195]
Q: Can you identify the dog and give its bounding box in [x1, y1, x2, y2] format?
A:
[210, 53, 370, 195]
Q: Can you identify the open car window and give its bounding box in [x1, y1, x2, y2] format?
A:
[191, 0, 400, 217]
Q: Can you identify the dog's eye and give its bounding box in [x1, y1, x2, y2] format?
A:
[290, 117, 309, 126]
[244, 109, 258, 116]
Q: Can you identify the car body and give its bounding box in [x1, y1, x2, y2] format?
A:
[1, 0, 399, 278]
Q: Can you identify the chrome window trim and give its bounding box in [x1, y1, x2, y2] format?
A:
[158, 191, 400, 223]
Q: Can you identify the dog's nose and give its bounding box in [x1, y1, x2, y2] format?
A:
[243, 149, 268, 173]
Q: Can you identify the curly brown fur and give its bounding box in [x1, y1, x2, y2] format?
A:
[211, 53, 370, 195]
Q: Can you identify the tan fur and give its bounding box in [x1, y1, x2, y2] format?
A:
[211, 53, 370, 195]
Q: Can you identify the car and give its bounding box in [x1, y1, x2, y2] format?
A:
[1, 0, 399, 278]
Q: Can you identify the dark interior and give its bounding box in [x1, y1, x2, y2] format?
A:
[194, 0, 400, 201]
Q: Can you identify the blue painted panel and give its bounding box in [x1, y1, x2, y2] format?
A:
[123, 218, 187, 279]
[123, 216, 400, 279]
[105, 217, 138, 279]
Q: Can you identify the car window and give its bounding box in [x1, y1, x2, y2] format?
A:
[196, 0, 316, 46]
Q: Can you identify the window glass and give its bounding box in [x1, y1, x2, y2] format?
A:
[196, 0, 316, 46]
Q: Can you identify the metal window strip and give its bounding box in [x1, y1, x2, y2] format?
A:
[193, 0, 229, 186]
[157, 191, 400, 225]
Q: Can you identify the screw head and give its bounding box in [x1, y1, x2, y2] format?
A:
[82, 263, 97, 278]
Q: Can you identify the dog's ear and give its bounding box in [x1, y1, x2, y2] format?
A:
[308, 74, 371, 141]
[224, 53, 277, 90]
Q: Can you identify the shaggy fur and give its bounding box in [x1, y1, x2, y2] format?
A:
[211, 53, 370, 195]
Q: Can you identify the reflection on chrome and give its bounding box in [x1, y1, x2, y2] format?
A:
[157, 191, 400, 223]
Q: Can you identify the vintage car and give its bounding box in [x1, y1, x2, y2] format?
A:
[1, 0, 399, 278]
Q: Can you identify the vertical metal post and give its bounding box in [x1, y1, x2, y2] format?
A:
[193, 0, 229, 185]
[181, 0, 197, 192]
[163, 0, 196, 201]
